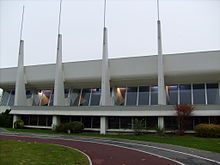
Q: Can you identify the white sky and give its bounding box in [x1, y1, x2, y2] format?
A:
[0, 0, 220, 68]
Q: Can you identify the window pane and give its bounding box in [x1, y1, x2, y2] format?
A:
[115, 88, 126, 106]
[82, 116, 91, 128]
[126, 87, 137, 105]
[30, 115, 38, 125]
[151, 86, 158, 105]
[33, 91, 41, 106]
[91, 116, 100, 128]
[120, 117, 132, 129]
[90, 88, 101, 106]
[193, 84, 205, 104]
[26, 91, 32, 99]
[207, 83, 220, 104]
[167, 85, 178, 105]
[8, 90, 15, 106]
[1, 90, 10, 106]
[138, 86, 149, 105]
[164, 117, 178, 130]
[80, 89, 91, 106]
[39, 90, 52, 106]
[146, 117, 157, 129]
[70, 89, 81, 106]
[108, 117, 119, 129]
[49, 91, 54, 106]
[180, 84, 191, 104]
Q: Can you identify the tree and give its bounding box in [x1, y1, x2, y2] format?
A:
[175, 104, 193, 135]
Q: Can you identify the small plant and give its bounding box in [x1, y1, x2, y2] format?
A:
[14, 120, 24, 129]
[56, 121, 84, 133]
[0, 109, 13, 128]
[175, 104, 193, 135]
[133, 119, 145, 135]
[195, 124, 220, 138]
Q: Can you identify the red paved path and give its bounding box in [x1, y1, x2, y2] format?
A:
[0, 135, 179, 165]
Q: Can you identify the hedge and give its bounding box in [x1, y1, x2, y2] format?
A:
[195, 124, 220, 138]
[14, 120, 24, 129]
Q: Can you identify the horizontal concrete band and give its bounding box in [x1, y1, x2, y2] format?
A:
[1, 105, 219, 116]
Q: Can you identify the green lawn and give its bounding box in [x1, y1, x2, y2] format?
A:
[0, 140, 89, 165]
[3, 127, 220, 153]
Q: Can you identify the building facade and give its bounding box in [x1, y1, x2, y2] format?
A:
[0, 50, 220, 134]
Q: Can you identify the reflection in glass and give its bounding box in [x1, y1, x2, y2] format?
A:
[8, 90, 15, 106]
[180, 84, 191, 104]
[39, 90, 52, 106]
[26, 91, 32, 99]
[33, 91, 41, 106]
[80, 89, 91, 106]
[193, 84, 205, 104]
[70, 89, 81, 106]
[151, 86, 158, 105]
[207, 83, 220, 104]
[115, 88, 126, 105]
[126, 87, 137, 105]
[90, 88, 101, 106]
[1, 90, 11, 106]
[49, 90, 54, 106]
[138, 86, 149, 105]
[167, 85, 178, 105]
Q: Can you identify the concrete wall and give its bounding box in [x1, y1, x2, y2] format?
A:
[0, 50, 220, 89]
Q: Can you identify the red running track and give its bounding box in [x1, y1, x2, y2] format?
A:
[0, 135, 179, 165]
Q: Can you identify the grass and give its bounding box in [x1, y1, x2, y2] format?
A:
[3, 127, 220, 153]
[0, 139, 89, 165]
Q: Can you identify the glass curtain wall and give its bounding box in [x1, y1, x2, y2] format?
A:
[126, 87, 137, 105]
[1, 90, 11, 106]
[167, 85, 178, 105]
[207, 83, 220, 104]
[115, 88, 126, 105]
[90, 88, 101, 106]
[138, 86, 149, 105]
[80, 89, 91, 106]
[8, 90, 15, 106]
[193, 84, 205, 104]
[70, 89, 81, 106]
[180, 84, 191, 104]
[151, 86, 158, 105]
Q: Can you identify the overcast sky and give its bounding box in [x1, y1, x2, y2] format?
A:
[0, 0, 220, 68]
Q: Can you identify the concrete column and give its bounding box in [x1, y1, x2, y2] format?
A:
[13, 115, 21, 128]
[157, 20, 166, 105]
[100, 116, 108, 135]
[100, 27, 111, 106]
[53, 34, 65, 106]
[158, 116, 164, 130]
[14, 40, 27, 106]
[52, 115, 60, 130]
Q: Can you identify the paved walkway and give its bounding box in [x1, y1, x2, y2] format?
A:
[0, 129, 220, 165]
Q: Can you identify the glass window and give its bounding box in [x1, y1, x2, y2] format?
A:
[193, 84, 205, 104]
[21, 115, 30, 125]
[26, 91, 32, 99]
[126, 87, 137, 105]
[138, 86, 149, 105]
[146, 117, 157, 129]
[1, 90, 11, 106]
[167, 85, 178, 105]
[33, 91, 41, 106]
[164, 117, 178, 130]
[207, 83, 220, 104]
[38, 115, 47, 126]
[90, 88, 101, 106]
[120, 117, 132, 129]
[82, 116, 92, 128]
[91, 116, 100, 128]
[64, 89, 69, 98]
[71, 116, 81, 122]
[8, 90, 15, 106]
[115, 88, 126, 105]
[30, 115, 38, 125]
[108, 117, 119, 129]
[48, 90, 54, 106]
[39, 90, 52, 106]
[180, 84, 191, 104]
[70, 89, 81, 106]
[151, 86, 158, 105]
[61, 116, 70, 123]
[80, 89, 91, 106]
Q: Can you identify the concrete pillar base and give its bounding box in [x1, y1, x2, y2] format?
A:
[13, 115, 21, 129]
[100, 116, 108, 135]
[52, 115, 60, 130]
[158, 116, 164, 130]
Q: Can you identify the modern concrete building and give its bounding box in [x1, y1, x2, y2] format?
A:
[0, 50, 220, 134]
[0, 1, 219, 134]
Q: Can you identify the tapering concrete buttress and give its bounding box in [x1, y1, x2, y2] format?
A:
[14, 40, 27, 106]
[157, 20, 166, 105]
[53, 34, 65, 106]
[100, 27, 111, 106]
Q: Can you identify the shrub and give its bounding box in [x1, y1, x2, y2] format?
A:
[14, 120, 24, 129]
[175, 104, 193, 135]
[133, 119, 145, 135]
[56, 121, 84, 133]
[195, 124, 220, 138]
[0, 109, 13, 128]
